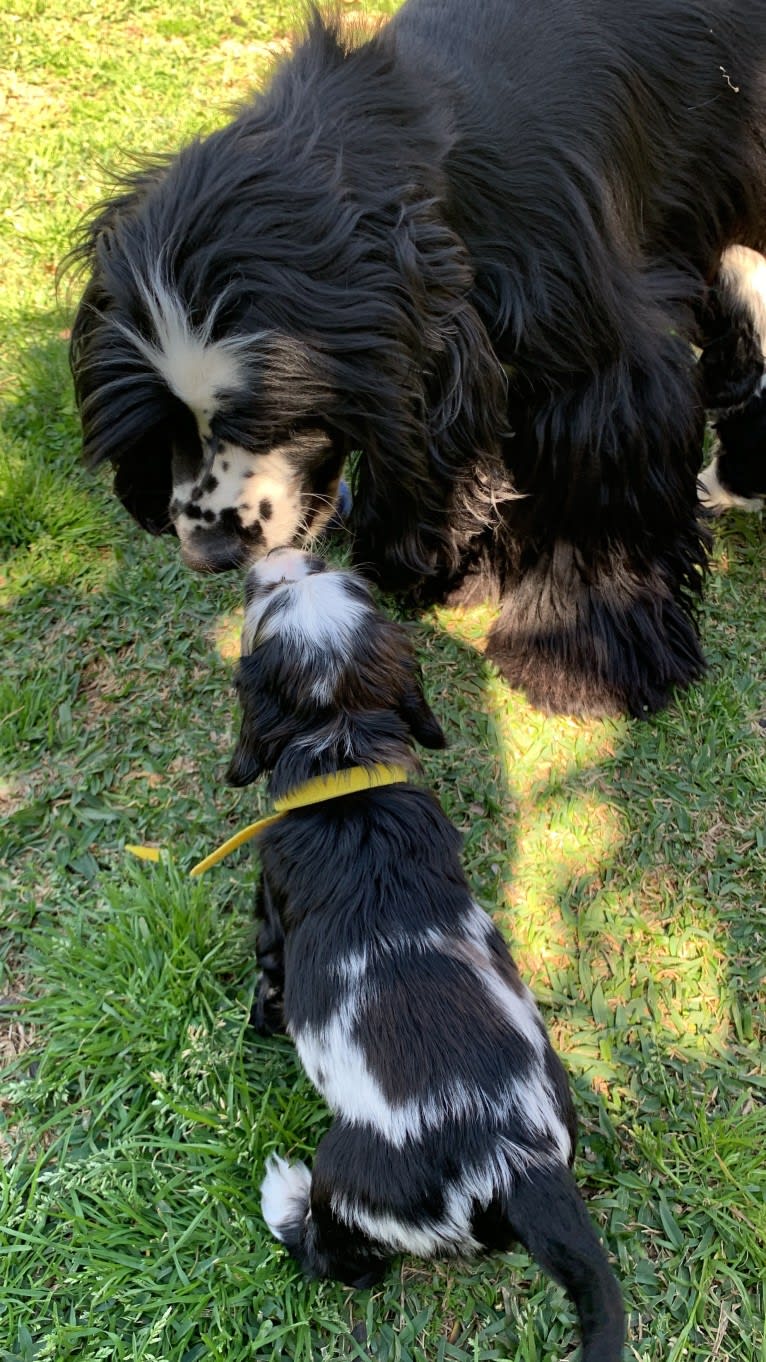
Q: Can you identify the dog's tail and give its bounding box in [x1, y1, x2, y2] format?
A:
[261, 1154, 313, 1260]
[260, 1154, 385, 1289]
[502, 1162, 625, 1362]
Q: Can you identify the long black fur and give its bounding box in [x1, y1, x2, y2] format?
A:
[68, 0, 766, 715]
[228, 549, 624, 1361]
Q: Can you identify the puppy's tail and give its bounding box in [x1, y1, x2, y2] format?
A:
[261, 1154, 313, 1257]
[503, 1162, 624, 1362]
[260, 1154, 385, 1289]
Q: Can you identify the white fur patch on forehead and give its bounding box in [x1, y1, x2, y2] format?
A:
[153, 332, 243, 432]
[115, 268, 265, 429]
[242, 566, 370, 656]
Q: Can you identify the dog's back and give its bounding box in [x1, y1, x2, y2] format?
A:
[260, 783, 574, 1165]
[392, 0, 766, 278]
[258, 784, 623, 1360]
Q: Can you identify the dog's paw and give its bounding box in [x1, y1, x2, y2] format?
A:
[249, 979, 286, 1036]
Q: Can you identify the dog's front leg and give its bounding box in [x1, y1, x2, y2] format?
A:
[249, 874, 286, 1036]
[486, 318, 710, 718]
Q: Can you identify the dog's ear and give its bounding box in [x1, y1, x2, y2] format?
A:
[226, 658, 267, 786]
[113, 437, 176, 536]
[69, 277, 179, 534]
[398, 678, 447, 750]
[349, 204, 507, 588]
[66, 163, 180, 534]
[226, 736, 264, 787]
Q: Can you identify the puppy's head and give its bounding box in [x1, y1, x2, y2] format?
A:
[226, 549, 445, 787]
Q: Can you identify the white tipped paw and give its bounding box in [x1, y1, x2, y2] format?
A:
[698, 457, 763, 514]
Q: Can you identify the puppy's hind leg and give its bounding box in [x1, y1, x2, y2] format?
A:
[500, 1162, 624, 1362]
[260, 1151, 388, 1289]
[249, 875, 286, 1036]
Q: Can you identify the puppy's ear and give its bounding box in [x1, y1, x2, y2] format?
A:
[225, 737, 264, 787]
[398, 679, 447, 750]
[226, 657, 266, 786]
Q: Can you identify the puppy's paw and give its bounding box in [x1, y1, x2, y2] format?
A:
[249, 978, 286, 1036]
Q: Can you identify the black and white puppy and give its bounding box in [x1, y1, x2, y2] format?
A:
[228, 548, 624, 1362]
[698, 246, 766, 515]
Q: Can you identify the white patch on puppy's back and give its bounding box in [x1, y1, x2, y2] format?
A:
[331, 1195, 471, 1258]
[293, 1001, 424, 1149]
[440, 902, 547, 1056]
[332, 1137, 552, 1258]
[291, 920, 571, 1162]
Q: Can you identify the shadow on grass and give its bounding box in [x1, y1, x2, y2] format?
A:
[411, 543, 765, 1358]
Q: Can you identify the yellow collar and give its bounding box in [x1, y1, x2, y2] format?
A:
[126, 762, 410, 878]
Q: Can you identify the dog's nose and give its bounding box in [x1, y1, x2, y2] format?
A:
[255, 547, 313, 585]
[257, 547, 328, 583]
[181, 536, 250, 573]
[305, 554, 328, 574]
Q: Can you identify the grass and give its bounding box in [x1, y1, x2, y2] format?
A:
[1, 1, 765, 1359]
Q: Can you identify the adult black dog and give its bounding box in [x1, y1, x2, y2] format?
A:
[228, 547, 624, 1361]
[69, 0, 766, 717]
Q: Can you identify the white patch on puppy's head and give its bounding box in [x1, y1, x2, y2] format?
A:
[241, 551, 371, 659]
[719, 245, 766, 367]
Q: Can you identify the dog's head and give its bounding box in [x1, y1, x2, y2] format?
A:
[67, 15, 506, 581]
[226, 549, 445, 789]
[69, 204, 349, 570]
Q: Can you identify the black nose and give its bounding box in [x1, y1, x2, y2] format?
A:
[181, 536, 251, 574]
[305, 554, 328, 574]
